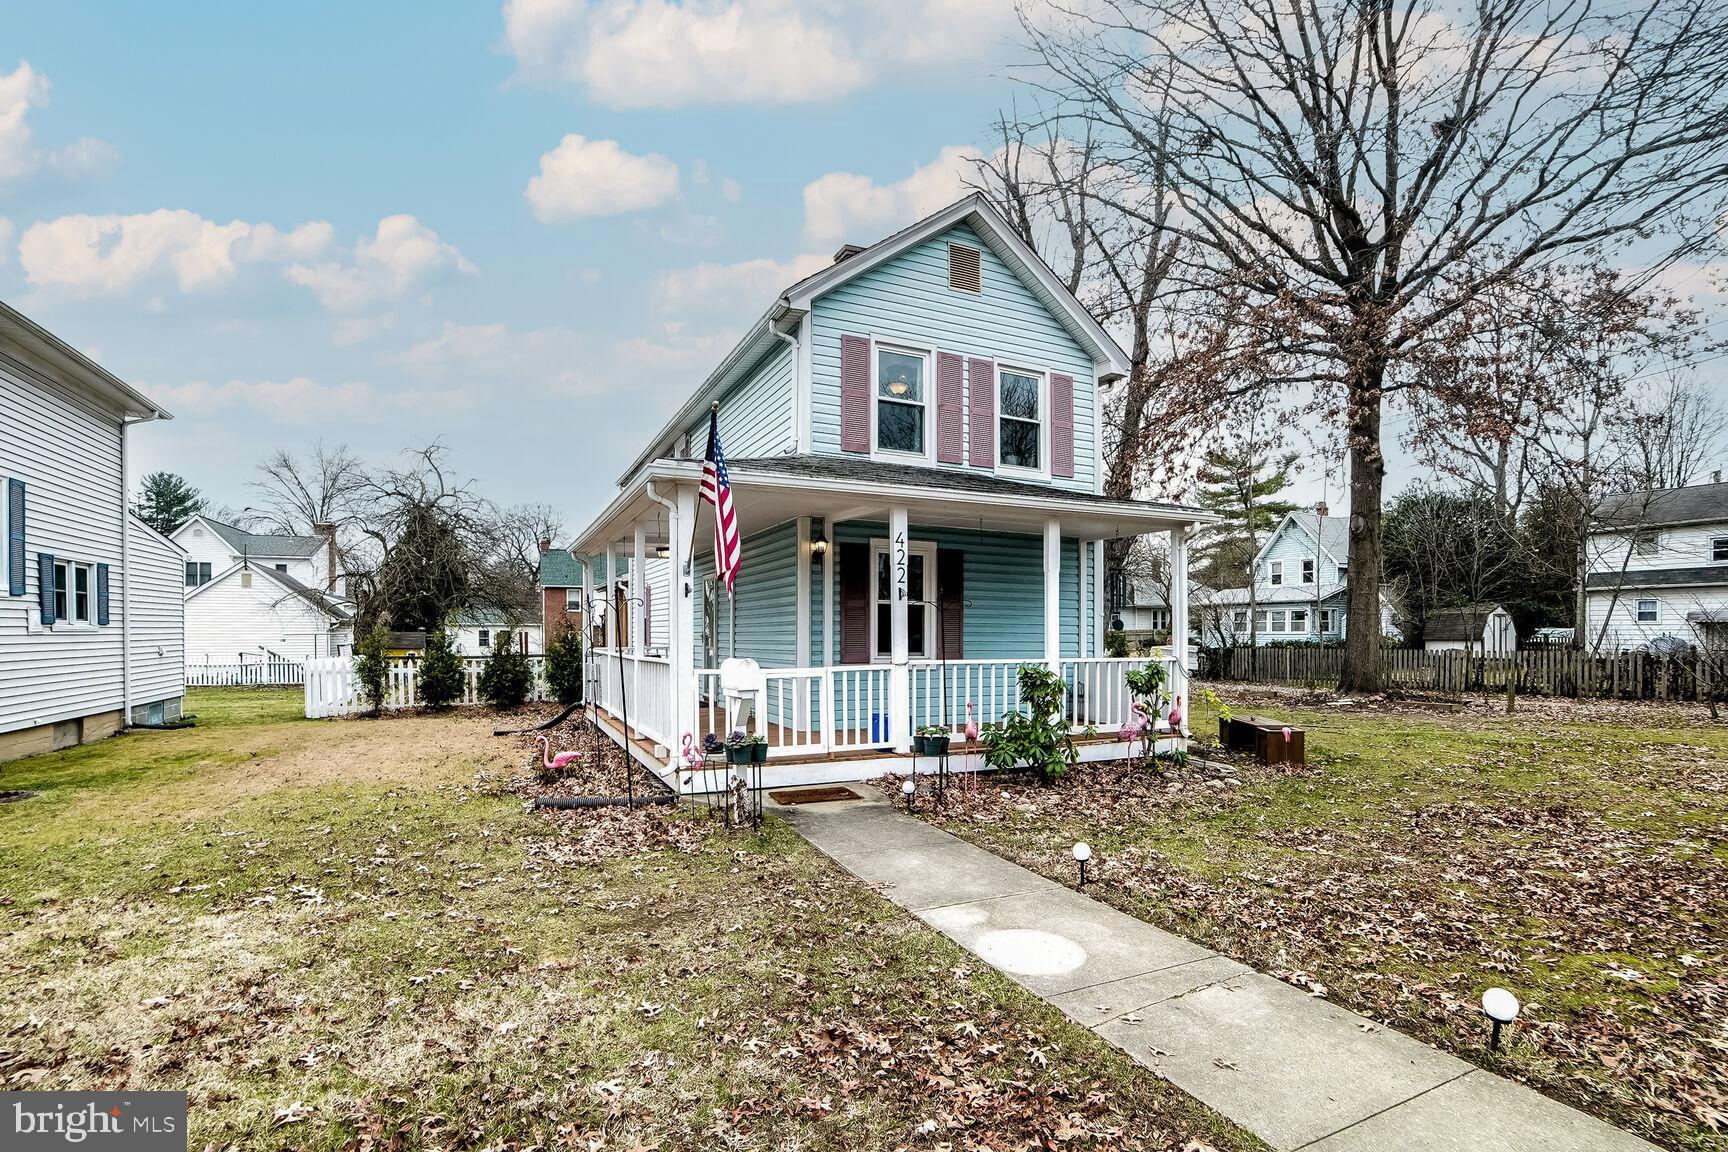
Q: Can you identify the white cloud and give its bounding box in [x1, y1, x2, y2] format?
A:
[155, 375, 465, 420]
[287, 214, 475, 313]
[389, 320, 603, 395]
[17, 210, 334, 294]
[652, 251, 829, 313]
[501, 0, 1011, 109]
[524, 134, 681, 221]
[802, 145, 979, 249]
[0, 60, 118, 186]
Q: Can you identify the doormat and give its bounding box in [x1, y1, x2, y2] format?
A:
[769, 785, 861, 805]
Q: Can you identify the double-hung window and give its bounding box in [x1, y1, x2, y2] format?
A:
[1319, 608, 1336, 633]
[997, 367, 1044, 473]
[1253, 609, 1268, 632]
[1636, 598, 1660, 623]
[1269, 560, 1284, 586]
[1712, 537, 1728, 562]
[52, 560, 92, 624]
[478, 629, 491, 649]
[1232, 609, 1248, 630]
[1301, 558, 1315, 584]
[1289, 608, 1308, 633]
[1633, 531, 1659, 557]
[870, 539, 936, 660]
[875, 346, 928, 457]
[1270, 609, 1287, 633]
[565, 588, 581, 609]
[184, 561, 211, 587]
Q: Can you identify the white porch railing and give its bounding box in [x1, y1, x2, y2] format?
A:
[304, 655, 547, 717]
[826, 665, 893, 751]
[693, 666, 829, 755]
[591, 648, 674, 746]
[909, 660, 1024, 736]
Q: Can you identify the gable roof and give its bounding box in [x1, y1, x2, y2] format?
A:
[185, 560, 351, 620]
[538, 548, 584, 587]
[186, 514, 326, 559]
[617, 193, 1133, 486]
[1595, 481, 1728, 529]
[1254, 511, 1351, 568]
[1424, 604, 1507, 641]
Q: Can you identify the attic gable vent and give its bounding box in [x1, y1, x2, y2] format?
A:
[948, 242, 981, 293]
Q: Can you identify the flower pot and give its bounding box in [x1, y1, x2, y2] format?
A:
[913, 734, 929, 755]
[925, 735, 950, 757]
[727, 745, 752, 766]
[751, 741, 769, 764]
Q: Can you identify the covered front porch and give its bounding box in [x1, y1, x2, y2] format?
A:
[571, 456, 1208, 791]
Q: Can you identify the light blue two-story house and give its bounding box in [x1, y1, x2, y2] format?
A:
[569, 195, 1213, 787]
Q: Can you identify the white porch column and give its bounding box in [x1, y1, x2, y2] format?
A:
[1092, 539, 1106, 656]
[794, 515, 811, 737]
[821, 517, 834, 667]
[631, 525, 646, 656]
[602, 542, 617, 648]
[888, 505, 912, 753]
[1043, 517, 1062, 670]
[580, 552, 593, 648]
[1168, 524, 1190, 721]
[670, 483, 698, 761]
[1078, 537, 1089, 658]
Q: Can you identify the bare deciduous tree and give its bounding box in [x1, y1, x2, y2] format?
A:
[247, 443, 368, 535]
[1015, 0, 1728, 689]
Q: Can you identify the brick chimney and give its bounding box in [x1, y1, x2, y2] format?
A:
[538, 536, 552, 554]
[1315, 501, 1329, 516]
[313, 523, 339, 592]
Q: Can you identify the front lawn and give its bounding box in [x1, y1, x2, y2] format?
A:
[891, 689, 1728, 1152]
[0, 688, 1258, 1151]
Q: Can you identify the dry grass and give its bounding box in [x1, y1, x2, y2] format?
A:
[0, 689, 1259, 1152]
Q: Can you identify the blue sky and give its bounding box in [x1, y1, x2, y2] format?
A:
[1, 0, 1027, 533]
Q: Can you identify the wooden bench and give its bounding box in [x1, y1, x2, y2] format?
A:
[1219, 714, 1305, 765]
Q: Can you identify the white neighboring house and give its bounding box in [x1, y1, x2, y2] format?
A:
[1583, 480, 1728, 652]
[1421, 604, 1517, 655]
[456, 611, 542, 657]
[174, 515, 351, 666]
[0, 301, 186, 760]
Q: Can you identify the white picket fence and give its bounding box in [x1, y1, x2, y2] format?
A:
[304, 655, 547, 717]
[187, 658, 305, 687]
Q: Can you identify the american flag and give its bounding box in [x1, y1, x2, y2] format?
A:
[700, 408, 741, 592]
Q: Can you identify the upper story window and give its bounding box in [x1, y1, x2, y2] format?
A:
[1712, 536, 1728, 562]
[185, 562, 211, 587]
[1301, 558, 1315, 584]
[1269, 560, 1284, 586]
[565, 588, 581, 609]
[1633, 530, 1660, 557]
[479, 628, 491, 649]
[998, 367, 1045, 473]
[1337, 563, 1349, 581]
[274, 563, 288, 574]
[875, 346, 927, 457]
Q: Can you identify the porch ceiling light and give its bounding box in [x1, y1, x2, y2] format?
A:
[655, 545, 670, 559]
[1481, 987, 1520, 1050]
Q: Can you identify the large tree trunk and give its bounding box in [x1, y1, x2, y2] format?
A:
[1340, 356, 1386, 693]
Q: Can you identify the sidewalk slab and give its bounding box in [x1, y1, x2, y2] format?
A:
[1048, 955, 1249, 1025]
[774, 800, 957, 856]
[1099, 974, 1470, 1150]
[824, 837, 1062, 910]
[1304, 1070, 1660, 1152]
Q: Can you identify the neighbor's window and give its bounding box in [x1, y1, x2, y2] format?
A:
[274, 563, 288, 574]
[1337, 562, 1349, 581]
[1269, 560, 1284, 586]
[184, 561, 211, 587]
[478, 629, 491, 649]
[1713, 536, 1728, 562]
[1319, 608, 1336, 633]
[875, 346, 927, 455]
[1270, 609, 1287, 633]
[1253, 609, 1268, 632]
[997, 367, 1043, 472]
[1636, 598, 1659, 623]
[1232, 609, 1248, 630]
[1289, 608, 1308, 633]
[1633, 531, 1659, 557]
[1301, 558, 1315, 584]
[565, 588, 581, 609]
[871, 540, 935, 659]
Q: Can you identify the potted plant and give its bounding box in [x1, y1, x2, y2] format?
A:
[751, 734, 770, 763]
[915, 725, 951, 756]
[725, 729, 752, 766]
[702, 732, 725, 757]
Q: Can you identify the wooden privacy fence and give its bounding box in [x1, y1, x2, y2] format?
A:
[304, 655, 548, 717]
[187, 657, 306, 687]
[1211, 645, 1720, 701]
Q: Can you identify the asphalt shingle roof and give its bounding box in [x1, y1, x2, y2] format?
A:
[252, 564, 352, 620]
[1286, 511, 1350, 562]
[1586, 565, 1728, 590]
[201, 516, 326, 559]
[538, 548, 584, 587]
[1595, 481, 1728, 528]
[1423, 604, 1504, 641]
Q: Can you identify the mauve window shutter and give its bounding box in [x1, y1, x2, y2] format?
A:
[937, 548, 965, 660]
[968, 357, 995, 468]
[7, 478, 23, 596]
[1051, 372, 1076, 478]
[936, 352, 964, 463]
[840, 335, 871, 453]
[839, 541, 870, 664]
[37, 552, 54, 624]
[97, 563, 110, 626]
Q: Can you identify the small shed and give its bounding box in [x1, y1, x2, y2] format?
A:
[1422, 604, 1517, 655]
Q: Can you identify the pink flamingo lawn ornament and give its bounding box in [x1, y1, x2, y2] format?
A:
[1168, 695, 1184, 737]
[1120, 700, 1152, 764]
[962, 702, 981, 793]
[536, 735, 583, 775]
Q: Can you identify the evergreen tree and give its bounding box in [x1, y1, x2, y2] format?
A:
[417, 627, 465, 709]
[354, 626, 390, 716]
[1193, 434, 1300, 647]
[542, 624, 585, 706]
[134, 471, 205, 536]
[478, 630, 534, 710]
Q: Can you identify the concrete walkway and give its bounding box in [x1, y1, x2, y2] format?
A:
[771, 789, 1657, 1152]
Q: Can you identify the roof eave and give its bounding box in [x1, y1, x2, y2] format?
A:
[0, 300, 171, 421]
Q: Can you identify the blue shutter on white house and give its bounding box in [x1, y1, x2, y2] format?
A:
[96, 563, 110, 626]
[36, 552, 55, 624]
[7, 478, 23, 596]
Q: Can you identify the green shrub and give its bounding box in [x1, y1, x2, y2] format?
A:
[982, 663, 1078, 783]
[417, 628, 466, 709]
[354, 625, 390, 715]
[1105, 629, 1128, 657]
[543, 625, 585, 705]
[478, 630, 535, 710]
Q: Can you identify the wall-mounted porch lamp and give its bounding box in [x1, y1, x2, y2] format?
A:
[810, 524, 828, 558]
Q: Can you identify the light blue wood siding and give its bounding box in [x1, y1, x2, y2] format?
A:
[1259, 519, 1322, 589]
[693, 520, 797, 667]
[809, 223, 1098, 492]
[688, 339, 794, 461]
